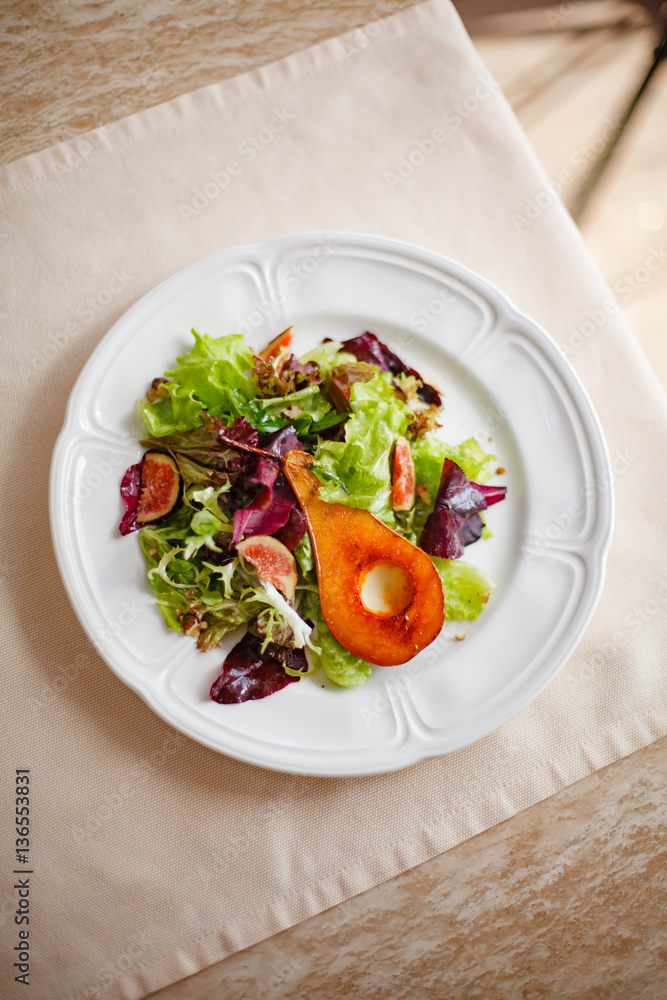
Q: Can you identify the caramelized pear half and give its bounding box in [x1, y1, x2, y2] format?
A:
[283, 451, 445, 666]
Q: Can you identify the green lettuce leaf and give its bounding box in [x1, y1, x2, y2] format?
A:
[293, 532, 316, 582]
[313, 373, 413, 525]
[139, 520, 192, 630]
[196, 599, 266, 651]
[296, 339, 363, 374]
[316, 628, 372, 686]
[138, 331, 257, 436]
[432, 557, 496, 620]
[257, 384, 331, 423]
[302, 591, 372, 687]
[139, 329, 335, 437]
[412, 435, 496, 499]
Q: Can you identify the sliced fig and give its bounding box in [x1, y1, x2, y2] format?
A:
[236, 534, 297, 599]
[259, 327, 293, 365]
[392, 436, 415, 511]
[136, 452, 181, 524]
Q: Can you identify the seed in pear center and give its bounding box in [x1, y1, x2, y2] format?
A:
[359, 561, 414, 617]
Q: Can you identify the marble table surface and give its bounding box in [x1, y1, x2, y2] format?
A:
[3, 2, 665, 997]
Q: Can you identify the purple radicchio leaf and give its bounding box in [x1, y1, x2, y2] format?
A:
[218, 416, 259, 449]
[275, 505, 308, 551]
[253, 426, 302, 492]
[260, 426, 303, 456]
[217, 420, 301, 465]
[251, 454, 280, 492]
[232, 472, 297, 543]
[118, 460, 144, 535]
[209, 631, 303, 703]
[419, 460, 507, 559]
[230, 426, 305, 543]
[474, 482, 508, 507]
[216, 418, 280, 515]
[341, 331, 442, 407]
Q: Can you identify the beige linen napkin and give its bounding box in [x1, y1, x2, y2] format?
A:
[1, 2, 666, 997]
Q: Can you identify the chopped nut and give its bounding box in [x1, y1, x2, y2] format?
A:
[182, 614, 202, 638]
[416, 483, 431, 505]
[408, 406, 440, 439]
[147, 377, 170, 404]
[455, 634, 466, 641]
[496, 466, 505, 475]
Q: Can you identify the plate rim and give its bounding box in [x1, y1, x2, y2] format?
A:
[50, 230, 614, 776]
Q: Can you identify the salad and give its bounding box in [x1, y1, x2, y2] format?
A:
[119, 327, 506, 703]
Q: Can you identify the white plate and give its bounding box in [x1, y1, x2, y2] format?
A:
[50, 232, 613, 776]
